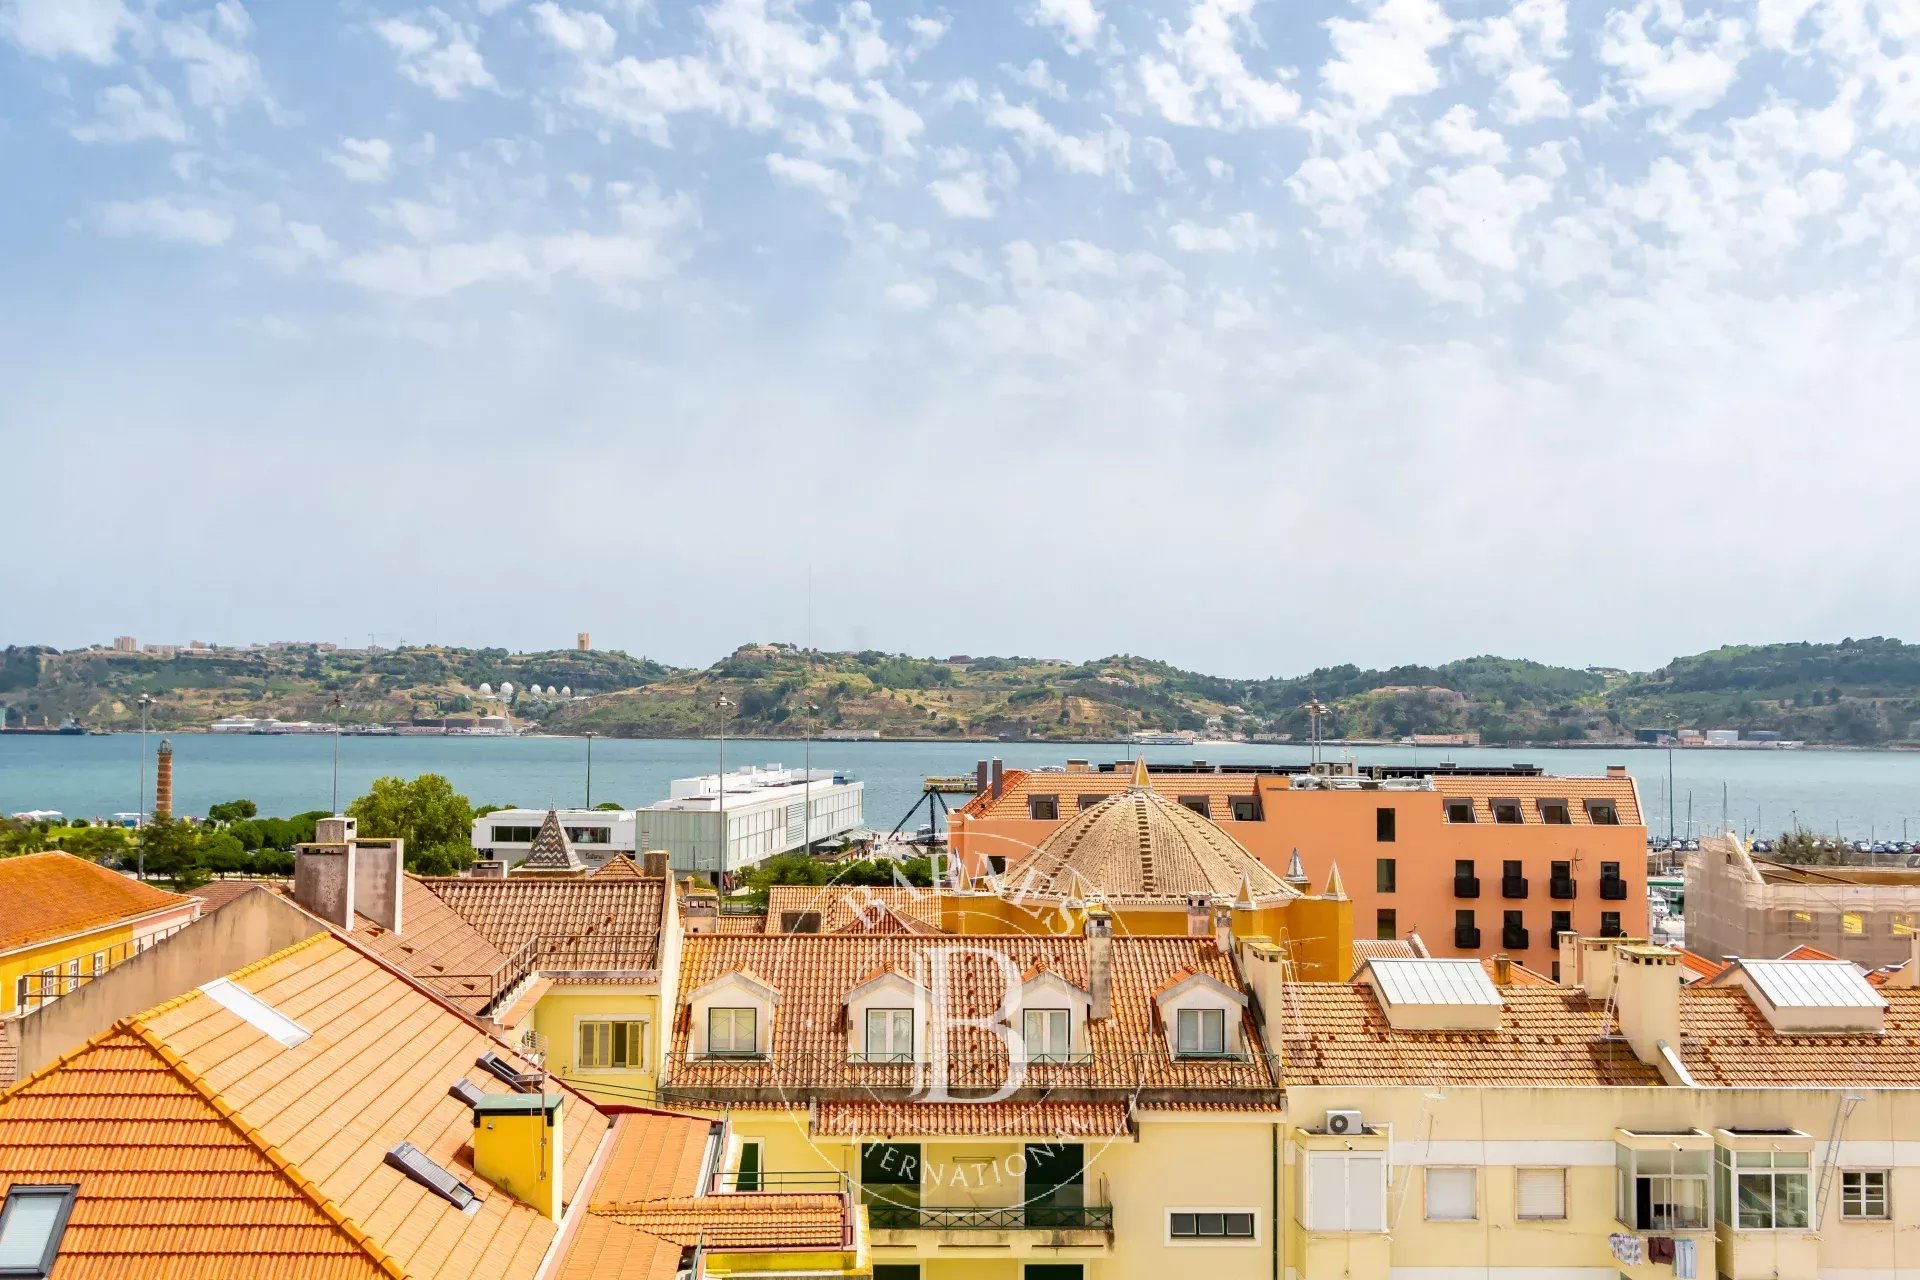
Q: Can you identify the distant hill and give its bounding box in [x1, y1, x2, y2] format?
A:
[4, 636, 1919, 746]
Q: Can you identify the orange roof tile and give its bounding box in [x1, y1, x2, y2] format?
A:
[670, 934, 1276, 1096]
[0, 853, 195, 953]
[714, 913, 769, 934]
[813, 1099, 1129, 1138]
[191, 878, 289, 913]
[0, 933, 616, 1280]
[591, 855, 649, 880]
[419, 875, 665, 970]
[593, 1194, 848, 1250]
[1675, 987, 1920, 1086]
[348, 878, 510, 1014]
[763, 886, 944, 934]
[591, 1113, 714, 1203]
[1428, 775, 1643, 826]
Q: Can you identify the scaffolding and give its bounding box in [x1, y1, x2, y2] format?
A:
[1687, 833, 1920, 969]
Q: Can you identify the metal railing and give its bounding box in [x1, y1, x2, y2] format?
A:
[14, 938, 141, 1012]
[417, 931, 662, 1010]
[867, 1202, 1114, 1232]
[671, 1048, 1282, 1090]
[711, 1169, 851, 1193]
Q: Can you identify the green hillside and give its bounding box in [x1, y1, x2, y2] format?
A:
[4, 636, 1918, 746]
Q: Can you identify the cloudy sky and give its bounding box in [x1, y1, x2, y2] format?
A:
[2, 0, 1916, 677]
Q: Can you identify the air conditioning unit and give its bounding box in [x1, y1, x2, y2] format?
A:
[1325, 1109, 1364, 1135]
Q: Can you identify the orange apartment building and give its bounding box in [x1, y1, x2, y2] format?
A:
[948, 758, 1647, 971]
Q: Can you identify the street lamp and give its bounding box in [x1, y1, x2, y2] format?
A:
[584, 732, 595, 809]
[136, 693, 153, 879]
[330, 692, 344, 816]
[716, 696, 732, 885]
[802, 702, 819, 854]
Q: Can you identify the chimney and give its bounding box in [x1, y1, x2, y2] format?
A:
[1085, 906, 1113, 1021]
[1211, 899, 1234, 953]
[154, 739, 174, 822]
[642, 849, 670, 879]
[1558, 931, 1580, 988]
[469, 859, 509, 879]
[1606, 764, 1628, 777]
[316, 814, 355, 843]
[1890, 934, 1920, 988]
[471, 1093, 564, 1220]
[1185, 895, 1210, 937]
[1492, 953, 1513, 986]
[1615, 944, 1683, 1071]
[294, 844, 354, 930]
[352, 839, 405, 933]
[975, 759, 989, 795]
[685, 891, 718, 935]
[990, 758, 1004, 800]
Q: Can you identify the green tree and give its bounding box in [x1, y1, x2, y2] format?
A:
[409, 842, 478, 877]
[137, 818, 210, 889]
[60, 825, 130, 862]
[593, 800, 624, 811]
[201, 831, 248, 877]
[347, 774, 474, 851]
[207, 799, 259, 824]
[0, 819, 48, 858]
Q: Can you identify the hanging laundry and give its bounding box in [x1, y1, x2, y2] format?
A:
[1608, 1232, 1646, 1265]
[1648, 1236, 1675, 1264]
[1673, 1238, 1698, 1280]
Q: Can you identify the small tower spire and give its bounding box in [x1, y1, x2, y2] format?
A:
[1322, 861, 1347, 901]
[1284, 847, 1308, 884]
[1129, 755, 1151, 790]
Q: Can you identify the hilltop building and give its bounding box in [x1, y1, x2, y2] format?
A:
[1688, 831, 1920, 969]
[951, 756, 1647, 967]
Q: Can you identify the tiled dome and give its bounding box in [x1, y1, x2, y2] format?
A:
[1009, 759, 1297, 906]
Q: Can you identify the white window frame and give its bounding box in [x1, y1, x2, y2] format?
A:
[1841, 1170, 1890, 1221]
[708, 1007, 759, 1057]
[864, 1008, 914, 1061]
[1718, 1146, 1812, 1231]
[1617, 1143, 1712, 1232]
[1424, 1167, 1478, 1222]
[1166, 1207, 1261, 1245]
[1304, 1150, 1387, 1233]
[1175, 1007, 1228, 1057]
[575, 1018, 648, 1071]
[1023, 1008, 1071, 1062]
[1515, 1167, 1568, 1221]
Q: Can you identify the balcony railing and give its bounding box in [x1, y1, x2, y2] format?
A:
[712, 1169, 850, 1193]
[1502, 876, 1529, 899]
[422, 932, 663, 1012]
[1549, 878, 1577, 900]
[868, 1203, 1115, 1232]
[1503, 927, 1530, 950]
[1455, 926, 1481, 949]
[1600, 877, 1629, 901]
[1453, 875, 1481, 899]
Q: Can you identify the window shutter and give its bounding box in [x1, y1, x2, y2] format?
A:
[1346, 1155, 1385, 1230]
[1306, 1153, 1346, 1231]
[1426, 1168, 1475, 1220]
[1516, 1168, 1566, 1219]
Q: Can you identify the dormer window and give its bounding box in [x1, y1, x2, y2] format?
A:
[1445, 799, 1475, 823]
[864, 1009, 914, 1062]
[1175, 1008, 1227, 1058]
[1023, 1008, 1072, 1062]
[708, 1008, 759, 1057]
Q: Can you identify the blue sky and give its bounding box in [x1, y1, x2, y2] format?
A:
[3, 0, 1917, 676]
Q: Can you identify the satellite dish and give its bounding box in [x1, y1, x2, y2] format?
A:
[501, 681, 515, 695]
[478, 682, 493, 695]
[561, 685, 571, 697]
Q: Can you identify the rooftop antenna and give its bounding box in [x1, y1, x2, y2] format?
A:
[330, 691, 343, 815]
[716, 695, 732, 887]
[803, 562, 816, 858]
[1302, 697, 1330, 768]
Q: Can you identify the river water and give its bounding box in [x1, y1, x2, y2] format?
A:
[4, 735, 1919, 842]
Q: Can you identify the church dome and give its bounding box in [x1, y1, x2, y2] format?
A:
[1008, 758, 1297, 906]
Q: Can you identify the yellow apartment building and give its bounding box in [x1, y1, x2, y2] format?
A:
[1268, 932, 1920, 1279]
[0, 851, 199, 1019]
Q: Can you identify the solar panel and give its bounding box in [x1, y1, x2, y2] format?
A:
[448, 1079, 485, 1108]
[197, 978, 311, 1048]
[1742, 960, 1886, 1009]
[476, 1052, 544, 1089]
[1367, 958, 1503, 1007]
[385, 1143, 478, 1213]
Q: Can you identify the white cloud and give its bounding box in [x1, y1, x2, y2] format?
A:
[1599, 2, 1747, 120]
[329, 137, 394, 183]
[377, 14, 498, 99]
[160, 1, 267, 114]
[885, 279, 937, 310]
[929, 171, 996, 218]
[1139, 0, 1301, 128]
[986, 100, 1129, 177]
[1010, 58, 1067, 98]
[766, 152, 854, 210]
[1168, 212, 1276, 252]
[1319, 0, 1452, 121]
[0, 0, 134, 63]
[1031, 0, 1100, 51]
[1406, 162, 1552, 271]
[70, 83, 187, 144]
[377, 198, 460, 242]
[532, 1, 617, 60]
[1429, 105, 1509, 162]
[1495, 64, 1573, 121]
[93, 196, 234, 246]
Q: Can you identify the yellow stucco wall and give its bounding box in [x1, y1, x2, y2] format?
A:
[529, 985, 662, 1108]
[0, 921, 137, 1017]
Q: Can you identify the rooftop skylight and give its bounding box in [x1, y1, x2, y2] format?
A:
[197, 977, 311, 1048]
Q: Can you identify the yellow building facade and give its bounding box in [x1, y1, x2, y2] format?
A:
[0, 852, 199, 1019]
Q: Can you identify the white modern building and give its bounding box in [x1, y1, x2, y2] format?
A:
[468, 764, 863, 878]
[638, 764, 862, 879]
[471, 808, 639, 867]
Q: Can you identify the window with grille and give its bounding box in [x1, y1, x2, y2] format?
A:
[1168, 1210, 1256, 1240]
[577, 1020, 646, 1069]
[1029, 795, 1059, 820]
[1841, 1170, 1889, 1220]
[1424, 1168, 1476, 1221]
[1305, 1152, 1386, 1232]
[1515, 1167, 1567, 1220]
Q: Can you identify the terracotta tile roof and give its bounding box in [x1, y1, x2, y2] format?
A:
[1008, 787, 1296, 905]
[1480, 957, 1556, 987]
[520, 810, 585, 873]
[1778, 944, 1843, 962]
[1677, 949, 1725, 981]
[592, 855, 649, 880]
[1429, 775, 1642, 826]
[1676, 987, 1920, 1085]
[829, 902, 944, 935]
[0, 853, 195, 953]
[592, 1112, 714, 1202]
[1350, 939, 1419, 975]
[813, 1099, 1129, 1137]
[0, 932, 614, 1280]
[556, 1215, 684, 1280]
[1277, 983, 1663, 1087]
[764, 886, 944, 934]
[1135, 1099, 1285, 1114]
[420, 875, 665, 970]
[968, 771, 1258, 824]
[670, 934, 1276, 1095]
[191, 878, 289, 913]
[349, 879, 512, 1014]
[593, 1194, 848, 1250]
[715, 913, 769, 934]
[0, 1022, 15, 1089]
